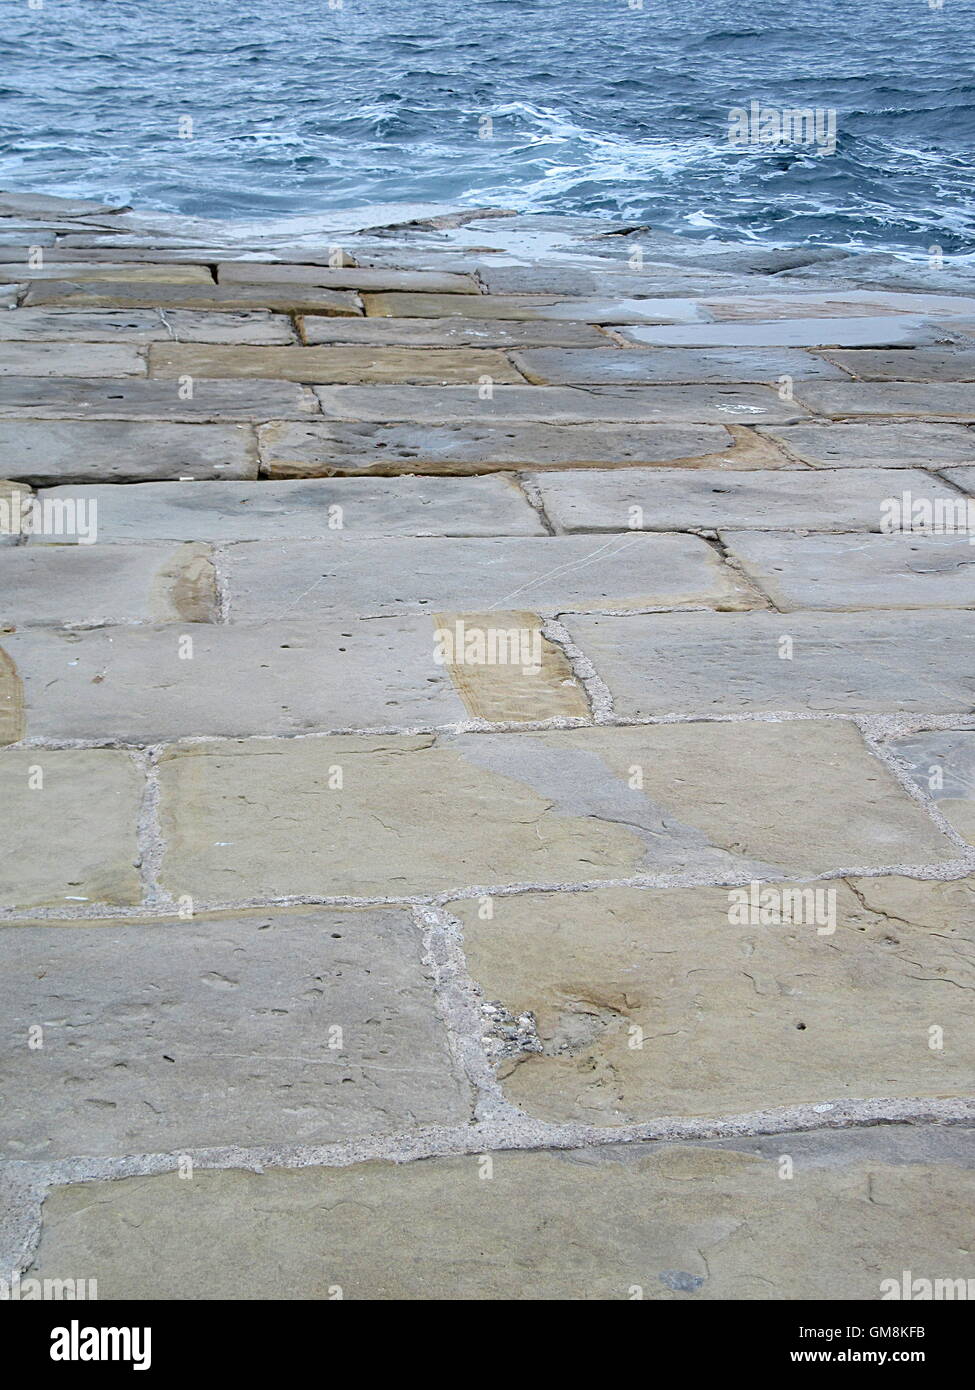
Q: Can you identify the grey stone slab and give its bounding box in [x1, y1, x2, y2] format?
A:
[23, 280, 363, 315]
[890, 729, 975, 843]
[616, 316, 951, 349]
[362, 291, 705, 323]
[475, 265, 750, 295]
[299, 316, 608, 348]
[762, 421, 975, 468]
[0, 378, 318, 421]
[0, 232, 56, 247]
[0, 342, 145, 377]
[0, 543, 218, 626]
[25, 1131, 975, 1299]
[941, 465, 975, 494]
[0, 308, 298, 345]
[0, 908, 469, 1159]
[0, 286, 20, 309]
[256, 419, 775, 477]
[565, 610, 975, 714]
[147, 343, 524, 385]
[822, 348, 975, 381]
[0, 421, 258, 484]
[223, 534, 758, 621]
[702, 290, 975, 321]
[0, 192, 129, 218]
[794, 382, 975, 419]
[723, 532, 975, 610]
[314, 384, 807, 425]
[217, 262, 478, 293]
[18, 263, 212, 284]
[29, 476, 543, 544]
[513, 347, 847, 385]
[530, 466, 953, 532]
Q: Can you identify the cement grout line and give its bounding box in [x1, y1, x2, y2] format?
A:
[541, 615, 615, 722]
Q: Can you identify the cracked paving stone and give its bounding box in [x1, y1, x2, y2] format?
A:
[511, 347, 847, 385]
[0, 420, 258, 484]
[0, 907, 470, 1159]
[890, 729, 975, 843]
[0, 307, 298, 345]
[298, 316, 608, 348]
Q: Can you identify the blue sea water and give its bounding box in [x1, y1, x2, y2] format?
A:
[1, 0, 973, 252]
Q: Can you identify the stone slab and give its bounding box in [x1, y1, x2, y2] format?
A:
[940, 465, 975, 494]
[217, 262, 478, 293]
[155, 722, 954, 902]
[25, 1131, 975, 1299]
[701, 291, 975, 321]
[0, 749, 142, 909]
[23, 281, 363, 315]
[762, 421, 975, 468]
[0, 542, 218, 626]
[314, 384, 806, 425]
[222, 534, 758, 620]
[0, 908, 469, 1159]
[0, 343, 145, 378]
[532, 466, 948, 533]
[890, 729, 975, 843]
[821, 349, 975, 381]
[0, 308, 298, 345]
[564, 610, 975, 714]
[0, 286, 19, 309]
[0, 192, 129, 218]
[795, 383, 975, 420]
[21, 263, 211, 283]
[299, 316, 608, 348]
[512, 347, 846, 385]
[0, 378, 318, 421]
[615, 316, 951, 349]
[147, 343, 524, 385]
[724, 532, 975, 610]
[0, 420, 258, 484]
[28, 476, 542, 544]
[455, 878, 975, 1122]
[362, 292, 705, 323]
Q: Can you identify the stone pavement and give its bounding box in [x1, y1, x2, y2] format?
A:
[1, 193, 975, 1301]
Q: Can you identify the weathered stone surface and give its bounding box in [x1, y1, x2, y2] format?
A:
[0, 749, 142, 909]
[0, 192, 129, 218]
[27, 1132, 975, 1298]
[0, 285, 19, 309]
[563, 610, 975, 714]
[821, 348, 975, 381]
[431, 611, 588, 722]
[940, 465, 975, 494]
[616, 315, 950, 349]
[0, 308, 298, 345]
[218, 262, 478, 293]
[0, 908, 469, 1159]
[24, 280, 363, 315]
[155, 722, 954, 901]
[475, 265, 750, 296]
[762, 421, 975, 468]
[724, 532, 975, 610]
[147, 343, 524, 384]
[795, 382, 975, 420]
[299, 315, 608, 348]
[0, 378, 317, 421]
[455, 878, 975, 1122]
[513, 347, 846, 385]
[0, 645, 25, 744]
[222, 534, 757, 620]
[890, 730, 975, 843]
[531, 466, 948, 533]
[315, 384, 806, 424]
[363, 292, 705, 323]
[702, 290, 975, 321]
[0, 420, 257, 484]
[257, 419, 786, 476]
[29, 476, 542, 544]
[21, 263, 211, 283]
[0, 342, 145, 377]
[0, 543, 217, 626]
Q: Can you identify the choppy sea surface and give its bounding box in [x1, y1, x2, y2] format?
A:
[2, 0, 973, 254]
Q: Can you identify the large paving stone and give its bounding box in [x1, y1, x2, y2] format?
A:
[0, 192, 129, 218]
[0, 542, 218, 626]
[0, 420, 258, 484]
[28, 476, 542, 544]
[2, 615, 585, 739]
[314, 384, 806, 425]
[299, 316, 608, 348]
[363, 292, 707, 324]
[0, 343, 145, 377]
[475, 265, 750, 296]
[23, 281, 363, 315]
[217, 262, 478, 293]
[616, 315, 951, 349]
[0, 378, 317, 421]
[563, 610, 975, 715]
[512, 347, 846, 385]
[222, 534, 758, 620]
[724, 532, 975, 610]
[531, 466, 950, 533]
[795, 382, 975, 419]
[940, 465, 975, 494]
[454, 877, 975, 1122]
[701, 290, 975, 321]
[27, 1131, 975, 1298]
[21, 263, 211, 283]
[0, 749, 142, 909]
[890, 730, 975, 843]
[147, 343, 524, 385]
[0, 308, 298, 345]
[822, 348, 975, 381]
[256, 419, 784, 477]
[155, 722, 954, 901]
[761, 421, 975, 468]
[0, 908, 469, 1159]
